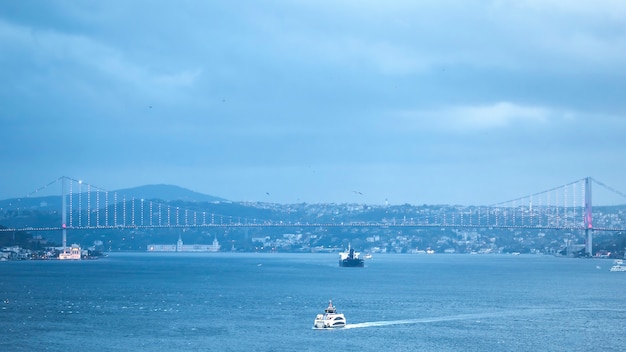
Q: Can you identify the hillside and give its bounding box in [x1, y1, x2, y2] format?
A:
[113, 184, 227, 203]
[0, 184, 228, 210]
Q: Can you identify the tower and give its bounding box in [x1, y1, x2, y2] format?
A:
[176, 234, 183, 252]
[584, 177, 593, 256]
[61, 176, 67, 251]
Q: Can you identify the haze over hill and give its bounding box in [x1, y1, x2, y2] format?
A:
[114, 185, 227, 203]
[0, 184, 228, 209]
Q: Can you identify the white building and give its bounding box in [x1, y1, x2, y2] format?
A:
[59, 244, 82, 260]
[147, 235, 220, 252]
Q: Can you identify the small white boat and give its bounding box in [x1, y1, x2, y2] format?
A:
[313, 300, 346, 329]
[610, 260, 626, 272]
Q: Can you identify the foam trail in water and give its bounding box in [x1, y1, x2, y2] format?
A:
[344, 308, 551, 329]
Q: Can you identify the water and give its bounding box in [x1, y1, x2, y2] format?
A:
[1, 253, 624, 351]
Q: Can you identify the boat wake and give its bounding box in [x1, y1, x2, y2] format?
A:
[344, 308, 552, 329]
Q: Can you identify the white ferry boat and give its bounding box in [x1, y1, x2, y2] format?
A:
[313, 301, 346, 329]
[610, 260, 626, 272]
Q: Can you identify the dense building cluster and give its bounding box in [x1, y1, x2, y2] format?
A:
[1, 201, 625, 259]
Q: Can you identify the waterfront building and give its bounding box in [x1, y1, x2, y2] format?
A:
[59, 244, 82, 260]
[147, 234, 221, 252]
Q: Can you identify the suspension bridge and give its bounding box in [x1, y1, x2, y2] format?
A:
[1, 176, 625, 256]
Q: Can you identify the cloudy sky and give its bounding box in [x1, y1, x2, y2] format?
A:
[1, 0, 625, 205]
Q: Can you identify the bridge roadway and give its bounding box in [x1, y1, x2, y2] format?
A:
[1, 223, 624, 232]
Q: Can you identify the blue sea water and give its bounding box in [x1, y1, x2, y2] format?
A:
[1, 253, 625, 351]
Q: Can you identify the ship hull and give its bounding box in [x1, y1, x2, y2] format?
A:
[339, 259, 364, 267]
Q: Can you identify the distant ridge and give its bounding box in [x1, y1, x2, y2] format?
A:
[113, 184, 227, 203]
[0, 184, 227, 208]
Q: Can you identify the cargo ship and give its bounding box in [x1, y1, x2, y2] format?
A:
[339, 243, 364, 267]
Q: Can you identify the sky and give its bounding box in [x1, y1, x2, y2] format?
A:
[1, 0, 625, 206]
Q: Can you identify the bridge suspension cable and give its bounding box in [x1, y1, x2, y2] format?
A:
[591, 177, 626, 200]
[3, 176, 625, 239]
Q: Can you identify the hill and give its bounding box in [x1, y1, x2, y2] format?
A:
[0, 184, 227, 209]
[113, 184, 227, 203]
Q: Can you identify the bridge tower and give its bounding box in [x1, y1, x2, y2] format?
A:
[584, 177, 593, 256]
[61, 176, 67, 251]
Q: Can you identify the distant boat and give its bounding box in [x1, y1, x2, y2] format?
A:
[339, 244, 364, 267]
[610, 260, 626, 272]
[313, 300, 346, 329]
